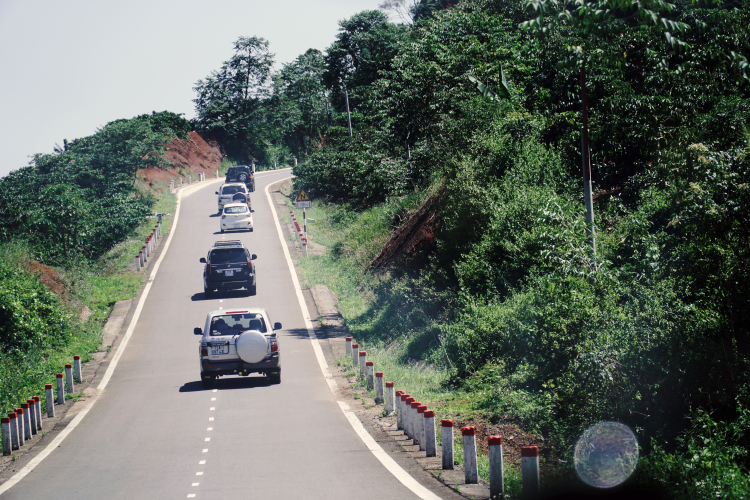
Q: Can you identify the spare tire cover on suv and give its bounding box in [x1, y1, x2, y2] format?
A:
[236, 330, 267, 363]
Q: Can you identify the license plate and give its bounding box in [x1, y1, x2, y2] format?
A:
[211, 345, 228, 355]
[224, 270, 234, 276]
[233, 223, 241, 228]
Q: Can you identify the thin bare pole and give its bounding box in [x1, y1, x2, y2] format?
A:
[581, 66, 596, 256]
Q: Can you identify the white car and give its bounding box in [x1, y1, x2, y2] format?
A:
[216, 183, 249, 213]
[220, 203, 253, 233]
[194, 308, 281, 387]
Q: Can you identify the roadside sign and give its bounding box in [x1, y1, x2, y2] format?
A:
[296, 188, 312, 209]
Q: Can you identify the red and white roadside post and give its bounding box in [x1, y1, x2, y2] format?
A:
[14, 409, 24, 447]
[410, 401, 421, 444]
[358, 351, 367, 379]
[2, 417, 10, 456]
[521, 446, 540, 498]
[489, 435, 504, 498]
[375, 372, 384, 403]
[442, 419, 454, 469]
[45, 384, 55, 417]
[385, 380, 395, 412]
[345, 336, 352, 357]
[21, 403, 32, 441]
[74, 355, 82, 382]
[366, 361, 374, 390]
[56, 373, 65, 405]
[34, 396, 42, 431]
[8, 412, 19, 451]
[462, 426, 478, 484]
[135, 253, 141, 271]
[26, 399, 36, 435]
[65, 363, 74, 394]
[396, 392, 407, 430]
[417, 405, 427, 451]
[404, 397, 415, 438]
[351, 343, 359, 367]
[424, 410, 437, 457]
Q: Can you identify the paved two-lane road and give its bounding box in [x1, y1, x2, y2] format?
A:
[3, 169, 421, 499]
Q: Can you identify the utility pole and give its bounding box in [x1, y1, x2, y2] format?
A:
[325, 97, 331, 129]
[580, 66, 596, 256]
[344, 87, 352, 138]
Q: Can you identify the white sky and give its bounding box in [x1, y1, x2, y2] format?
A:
[0, 0, 382, 178]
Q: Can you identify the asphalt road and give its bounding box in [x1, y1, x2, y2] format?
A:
[3, 170, 420, 499]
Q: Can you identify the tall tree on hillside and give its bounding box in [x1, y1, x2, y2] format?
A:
[323, 11, 406, 112]
[193, 36, 274, 160]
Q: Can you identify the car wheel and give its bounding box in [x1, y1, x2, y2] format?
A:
[204, 287, 213, 298]
[201, 373, 216, 388]
[268, 370, 280, 384]
[248, 283, 256, 296]
[220, 228, 224, 233]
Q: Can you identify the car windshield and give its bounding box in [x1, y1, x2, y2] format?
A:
[221, 186, 244, 195]
[224, 206, 248, 214]
[210, 248, 246, 264]
[210, 313, 267, 336]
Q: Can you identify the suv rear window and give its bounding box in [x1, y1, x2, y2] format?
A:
[210, 313, 267, 336]
[209, 249, 247, 264]
[221, 185, 245, 195]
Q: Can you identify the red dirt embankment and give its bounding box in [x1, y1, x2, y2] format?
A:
[139, 131, 224, 186]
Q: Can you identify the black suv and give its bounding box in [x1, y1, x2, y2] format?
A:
[200, 240, 257, 297]
[225, 165, 255, 192]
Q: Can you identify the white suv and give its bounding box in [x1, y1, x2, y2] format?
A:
[216, 183, 249, 213]
[194, 308, 281, 388]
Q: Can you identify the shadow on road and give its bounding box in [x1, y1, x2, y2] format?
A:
[179, 377, 273, 393]
[190, 289, 252, 301]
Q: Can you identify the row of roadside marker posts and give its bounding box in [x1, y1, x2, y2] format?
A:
[2, 356, 83, 456]
[345, 336, 541, 499]
[289, 211, 307, 256]
[133, 219, 163, 271]
[168, 171, 218, 194]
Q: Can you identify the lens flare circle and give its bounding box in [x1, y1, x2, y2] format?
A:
[574, 421, 639, 488]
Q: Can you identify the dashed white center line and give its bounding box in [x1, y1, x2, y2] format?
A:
[192, 483, 199, 487]
[187, 494, 196, 498]
[207, 427, 213, 431]
[199, 460, 206, 465]
[204, 438, 210, 442]
[202, 449, 208, 453]
[209, 417, 214, 421]
[211, 398, 216, 401]
[212, 389, 217, 393]
[196, 472, 203, 476]
[210, 407, 215, 411]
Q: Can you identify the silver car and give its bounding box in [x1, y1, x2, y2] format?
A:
[194, 308, 281, 388]
[216, 183, 249, 213]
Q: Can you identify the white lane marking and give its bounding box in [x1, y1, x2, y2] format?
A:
[191, 483, 199, 487]
[199, 460, 206, 465]
[187, 494, 196, 498]
[207, 427, 213, 431]
[0, 179, 218, 497]
[266, 178, 437, 500]
[264, 178, 337, 393]
[204, 438, 210, 442]
[196, 472, 203, 476]
[338, 401, 441, 500]
[202, 449, 208, 453]
[212, 389, 217, 392]
[209, 407, 215, 411]
[211, 398, 216, 401]
[209, 417, 214, 421]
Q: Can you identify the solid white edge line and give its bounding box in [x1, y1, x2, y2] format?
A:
[264, 178, 440, 500]
[0, 179, 220, 497]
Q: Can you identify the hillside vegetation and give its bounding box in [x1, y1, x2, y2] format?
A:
[190, 0, 750, 496]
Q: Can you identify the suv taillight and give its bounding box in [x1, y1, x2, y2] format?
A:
[201, 348, 208, 356]
[206, 264, 211, 275]
[270, 339, 278, 352]
[221, 215, 226, 219]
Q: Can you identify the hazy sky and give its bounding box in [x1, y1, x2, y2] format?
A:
[0, 0, 383, 178]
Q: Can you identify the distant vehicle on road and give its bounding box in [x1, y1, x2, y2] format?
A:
[225, 165, 255, 192]
[200, 240, 257, 297]
[195, 308, 281, 387]
[216, 183, 249, 213]
[220, 202, 253, 233]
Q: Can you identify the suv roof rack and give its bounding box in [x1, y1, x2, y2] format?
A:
[212, 240, 244, 247]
